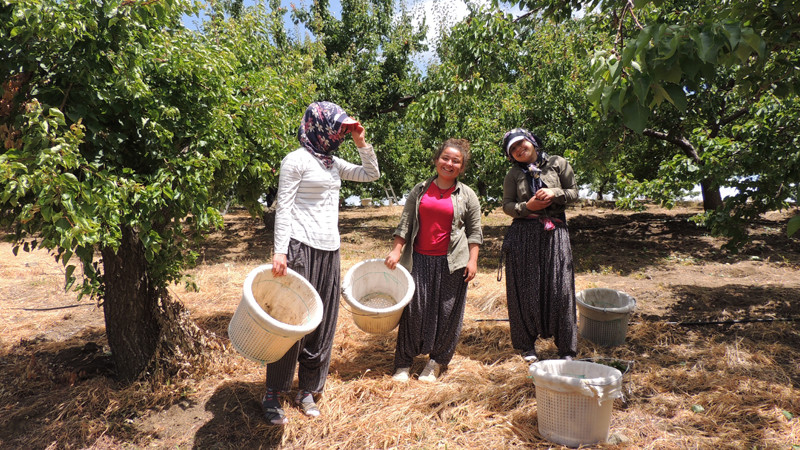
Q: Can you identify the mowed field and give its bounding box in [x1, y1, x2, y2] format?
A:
[1, 202, 799, 449]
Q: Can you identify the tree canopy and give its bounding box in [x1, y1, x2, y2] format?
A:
[1, 0, 311, 380]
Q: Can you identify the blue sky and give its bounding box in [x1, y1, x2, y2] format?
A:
[182, 0, 516, 66]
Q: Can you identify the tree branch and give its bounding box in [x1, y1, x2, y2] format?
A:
[718, 107, 749, 128]
[59, 83, 73, 111]
[643, 128, 700, 162]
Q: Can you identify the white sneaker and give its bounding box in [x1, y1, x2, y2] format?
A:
[522, 350, 538, 363]
[392, 367, 410, 382]
[418, 359, 441, 382]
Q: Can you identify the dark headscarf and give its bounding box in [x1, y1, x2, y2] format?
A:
[502, 128, 548, 196]
[298, 101, 351, 169]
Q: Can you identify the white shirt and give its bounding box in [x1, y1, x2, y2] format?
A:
[273, 145, 380, 253]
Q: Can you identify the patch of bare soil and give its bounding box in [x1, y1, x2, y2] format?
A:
[1, 202, 799, 449]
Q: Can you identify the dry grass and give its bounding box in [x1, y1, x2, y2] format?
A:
[1, 204, 799, 449]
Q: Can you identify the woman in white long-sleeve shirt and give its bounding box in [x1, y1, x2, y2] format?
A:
[264, 101, 380, 425]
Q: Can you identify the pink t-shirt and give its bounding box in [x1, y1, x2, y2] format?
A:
[413, 183, 455, 256]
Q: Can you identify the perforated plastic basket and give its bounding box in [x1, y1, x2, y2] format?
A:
[341, 259, 415, 334]
[228, 264, 323, 364]
[576, 288, 636, 347]
[529, 360, 623, 447]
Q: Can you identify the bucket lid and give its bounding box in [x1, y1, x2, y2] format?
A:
[529, 360, 623, 401]
[576, 288, 636, 314]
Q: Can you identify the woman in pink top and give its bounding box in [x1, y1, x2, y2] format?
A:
[384, 139, 483, 382]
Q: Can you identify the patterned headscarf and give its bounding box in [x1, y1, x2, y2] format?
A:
[298, 101, 352, 169]
[501, 128, 547, 196]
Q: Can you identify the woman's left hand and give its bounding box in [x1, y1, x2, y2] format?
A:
[463, 260, 477, 282]
[350, 121, 367, 147]
[534, 188, 555, 202]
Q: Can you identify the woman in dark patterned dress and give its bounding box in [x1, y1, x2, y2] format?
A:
[384, 139, 483, 382]
[500, 128, 578, 362]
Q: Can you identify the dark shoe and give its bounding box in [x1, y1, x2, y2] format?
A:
[262, 389, 288, 425]
[295, 390, 321, 418]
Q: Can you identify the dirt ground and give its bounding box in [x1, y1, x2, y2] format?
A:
[1, 202, 799, 449]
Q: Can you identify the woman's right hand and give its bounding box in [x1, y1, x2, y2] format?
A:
[384, 249, 401, 270]
[525, 196, 552, 211]
[272, 253, 288, 277]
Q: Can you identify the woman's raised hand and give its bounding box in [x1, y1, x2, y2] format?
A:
[350, 121, 366, 148]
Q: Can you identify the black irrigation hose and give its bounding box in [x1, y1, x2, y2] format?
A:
[473, 317, 800, 325]
[668, 317, 800, 326]
[17, 304, 94, 312]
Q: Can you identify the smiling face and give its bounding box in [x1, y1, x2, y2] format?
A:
[435, 147, 465, 184]
[509, 138, 537, 164]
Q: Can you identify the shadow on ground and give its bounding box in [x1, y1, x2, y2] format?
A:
[194, 380, 284, 449]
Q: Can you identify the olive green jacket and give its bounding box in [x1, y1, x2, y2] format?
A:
[393, 176, 483, 273]
[502, 154, 578, 219]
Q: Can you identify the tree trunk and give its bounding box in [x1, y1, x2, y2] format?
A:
[700, 178, 724, 211]
[100, 225, 163, 382]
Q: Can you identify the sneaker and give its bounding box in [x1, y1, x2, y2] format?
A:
[522, 350, 538, 363]
[261, 389, 288, 425]
[294, 390, 321, 418]
[392, 367, 410, 382]
[418, 359, 441, 382]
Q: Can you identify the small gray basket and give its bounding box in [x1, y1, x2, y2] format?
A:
[576, 288, 636, 347]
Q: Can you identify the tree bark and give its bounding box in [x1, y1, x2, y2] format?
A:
[643, 128, 724, 211]
[100, 225, 163, 383]
[700, 179, 724, 211]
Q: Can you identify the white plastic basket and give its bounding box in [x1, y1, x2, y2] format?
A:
[529, 360, 623, 447]
[341, 259, 415, 334]
[576, 288, 636, 347]
[228, 264, 323, 364]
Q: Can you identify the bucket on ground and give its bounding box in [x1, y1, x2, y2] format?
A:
[529, 360, 623, 447]
[576, 288, 636, 347]
[341, 259, 415, 334]
[228, 264, 323, 364]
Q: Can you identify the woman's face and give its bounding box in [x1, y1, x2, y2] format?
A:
[509, 139, 537, 164]
[436, 147, 465, 183]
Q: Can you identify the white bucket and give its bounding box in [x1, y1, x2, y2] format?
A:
[529, 360, 623, 447]
[341, 259, 415, 334]
[228, 264, 323, 364]
[576, 288, 636, 347]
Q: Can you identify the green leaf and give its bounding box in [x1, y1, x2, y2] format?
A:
[722, 23, 741, 50]
[664, 84, 687, 112]
[622, 100, 649, 134]
[65, 264, 76, 280]
[788, 215, 800, 238]
[696, 31, 717, 63]
[740, 29, 763, 58]
[633, 76, 650, 102]
[782, 410, 794, 420]
[691, 404, 705, 413]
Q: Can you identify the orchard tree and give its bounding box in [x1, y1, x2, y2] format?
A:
[408, 5, 629, 208]
[0, 0, 310, 381]
[503, 0, 800, 247]
[290, 0, 430, 200]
